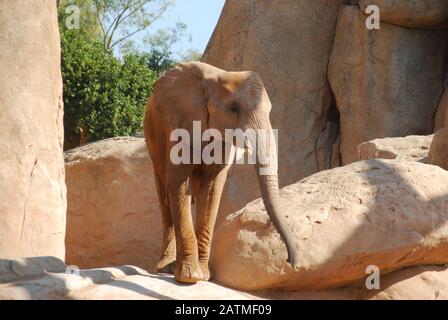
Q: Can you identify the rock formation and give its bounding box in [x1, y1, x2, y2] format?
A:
[2, 255, 448, 300]
[328, 6, 448, 164]
[359, 0, 448, 29]
[0, 0, 66, 259]
[2, 0, 448, 301]
[64, 137, 161, 270]
[202, 0, 347, 217]
[211, 160, 448, 291]
[358, 135, 432, 162]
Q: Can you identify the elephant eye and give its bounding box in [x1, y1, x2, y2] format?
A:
[228, 102, 240, 114]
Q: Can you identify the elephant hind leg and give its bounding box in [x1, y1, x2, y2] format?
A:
[154, 172, 176, 274]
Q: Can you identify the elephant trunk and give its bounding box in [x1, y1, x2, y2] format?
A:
[256, 171, 299, 269]
[251, 118, 299, 269]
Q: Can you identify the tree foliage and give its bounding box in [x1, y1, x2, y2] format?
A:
[61, 30, 157, 148]
[58, 0, 198, 148]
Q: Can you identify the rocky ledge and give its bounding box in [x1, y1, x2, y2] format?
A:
[1, 257, 448, 300]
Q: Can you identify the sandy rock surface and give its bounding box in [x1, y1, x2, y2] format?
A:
[359, 0, 448, 29]
[329, 6, 448, 164]
[1, 257, 448, 300]
[211, 160, 448, 291]
[65, 137, 161, 271]
[0, 0, 66, 259]
[358, 135, 433, 162]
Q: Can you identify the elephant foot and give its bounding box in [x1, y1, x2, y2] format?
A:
[199, 261, 211, 281]
[175, 259, 203, 284]
[156, 256, 176, 274]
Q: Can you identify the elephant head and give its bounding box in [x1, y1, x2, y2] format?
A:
[153, 62, 299, 269]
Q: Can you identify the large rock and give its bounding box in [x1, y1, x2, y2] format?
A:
[428, 128, 448, 170]
[359, 0, 448, 29]
[211, 160, 448, 291]
[1, 257, 448, 300]
[358, 135, 432, 163]
[65, 137, 161, 270]
[328, 6, 448, 164]
[202, 0, 346, 217]
[0, 0, 66, 259]
[0, 256, 66, 283]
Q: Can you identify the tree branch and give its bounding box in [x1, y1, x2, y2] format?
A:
[104, 4, 133, 47]
[109, 2, 170, 49]
[109, 25, 147, 48]
[116, 2, 147, 25]
[93, 1, 108, 47]
[91, 0, 173, 50]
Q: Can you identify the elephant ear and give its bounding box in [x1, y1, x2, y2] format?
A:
[151, 62, 223, 131]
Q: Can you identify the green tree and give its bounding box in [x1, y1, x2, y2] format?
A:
[61, 30, 157, 149]
[143, 22, 188, 73]
[58, 0, 193, 72]
[57, 0, 197, 148]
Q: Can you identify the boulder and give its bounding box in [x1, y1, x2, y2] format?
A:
[358, 135, 432, 163]
[0, 258, 259, 300]
[210, 160, 448, 291]
[0, 0, 66, 259]
[64, 137, 161, 271]
[0, 257, 66, 283]
[428, 128, 448, 170]
[359, 0, 448, 29]
[434, 87, 448, 132]
[202, 0, 346, 217]
[328, 6, 448, 164]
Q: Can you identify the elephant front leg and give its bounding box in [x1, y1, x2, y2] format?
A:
[167, 173, 203, 283]
[195, 167, 229, 281]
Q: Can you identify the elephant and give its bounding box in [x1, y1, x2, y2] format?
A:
[143, 61, 298, 283]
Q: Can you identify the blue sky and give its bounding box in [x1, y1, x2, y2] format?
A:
[150, 0, 225, 56]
